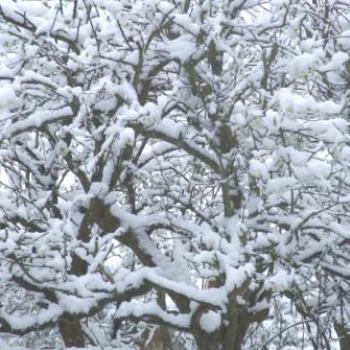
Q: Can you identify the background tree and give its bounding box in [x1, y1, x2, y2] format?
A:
[1, 0, 350, 349]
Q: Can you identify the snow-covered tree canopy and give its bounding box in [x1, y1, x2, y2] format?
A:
[1, 0, 350, 349]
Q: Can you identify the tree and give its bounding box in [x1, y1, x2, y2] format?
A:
[1, 0, 350, 349]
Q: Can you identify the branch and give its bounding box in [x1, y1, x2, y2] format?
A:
[0, 6, 80, 54]
[128, 122, 220, 170]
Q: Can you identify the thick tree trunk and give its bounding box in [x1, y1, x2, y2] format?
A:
[334, 323, 350, 350]
[195, 334, 221, 350]
[140, 326, 173, 350]
[194, 336, 244, 350]
[194, 328, 246, 350]
[58, 226, 89, 347]
[58, 314, 85, 348]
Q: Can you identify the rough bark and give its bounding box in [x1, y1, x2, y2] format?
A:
[59, 212, 90, 347]
[195, 334, 221, 350]
[58, 314, 85, 348]
[334, 322, 350, 350]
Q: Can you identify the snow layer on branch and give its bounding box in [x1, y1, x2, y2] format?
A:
[156, 36, 196, 62]
[0, 86, 20, 109]
[249, 159, 269, 180]
[265, 269, 294, 292]
[57, 294, 98, 314]
[0, 340, 26, 350]
[17, 1, 47, 16]
[288, 50, 324, 78]
[277, 88, 342, 115]
[2, 106, 72, 139]
[338, 30, 350, 50]
[322, 51, 349, 71]
[116, 300, 191, 329]
[0, 304, 63, 330]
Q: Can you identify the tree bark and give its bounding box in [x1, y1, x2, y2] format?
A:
[195, 334, 221, 350]
[334, 322, 350, 350]
[58, 211, 90, 347]
[58, 314, 85, 348]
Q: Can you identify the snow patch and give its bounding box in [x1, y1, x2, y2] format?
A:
[200, 310, 221, 333]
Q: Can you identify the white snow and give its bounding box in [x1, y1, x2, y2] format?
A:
[0, 86, 20, 109]
[249, 159, 269, 180]
[288, 51, 323, 78]
[199, 310, 221, 333]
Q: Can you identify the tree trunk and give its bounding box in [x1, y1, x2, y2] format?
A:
[334, 322, 350, 350]
[58, 233, 88, 347]
[194, 335, 244, 350]
[194, 318, 249, 350]
[195, 334, 221, 350]
[194, 338, 244, 350]
[58, 314, 85, 348]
